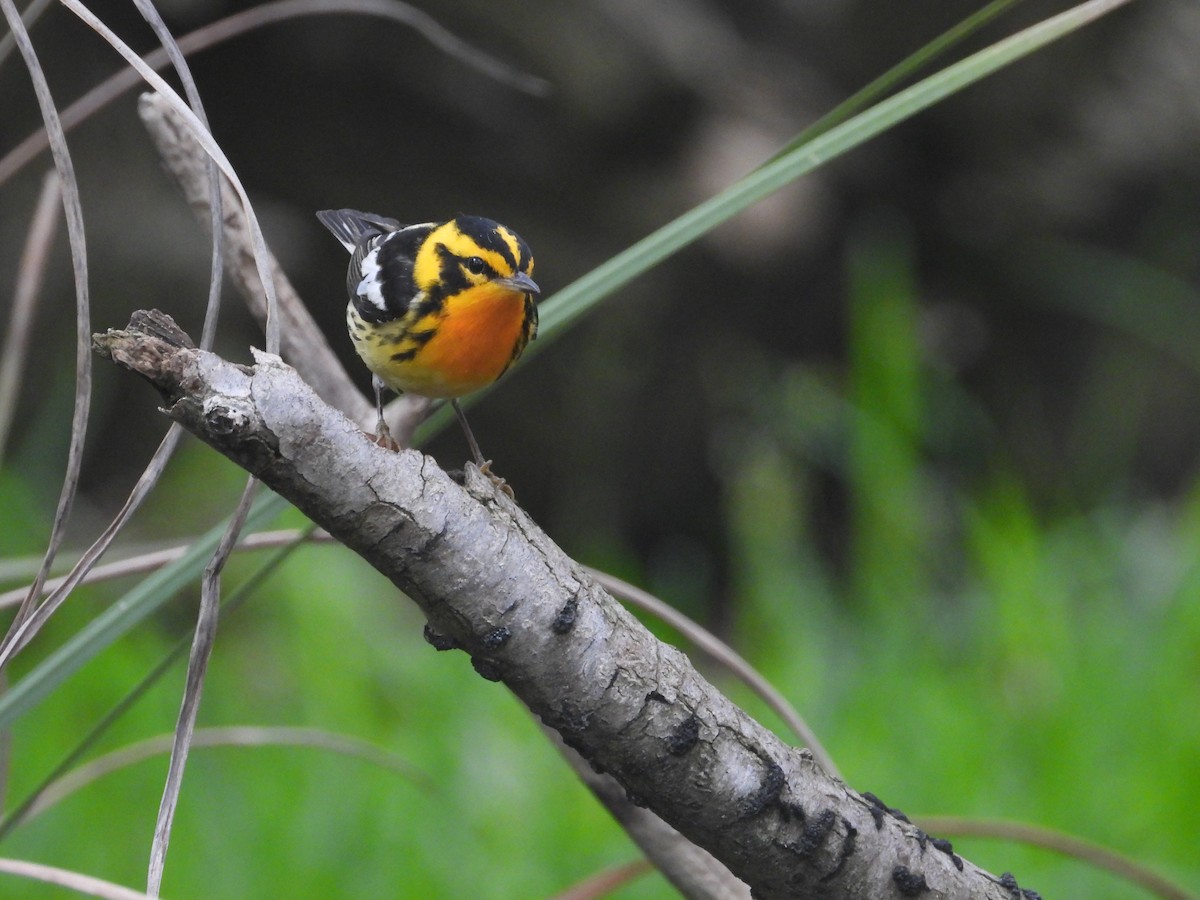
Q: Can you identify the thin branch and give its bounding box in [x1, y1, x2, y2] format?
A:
[136, 92, 370, 421]
[138, 91, 433, 440]
[548, 729, 752, 899]
[92, 310, 1018, 898]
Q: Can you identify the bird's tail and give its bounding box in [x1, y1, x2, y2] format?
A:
[315, 208, 403, 252]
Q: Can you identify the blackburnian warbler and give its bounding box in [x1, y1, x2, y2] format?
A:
[316, 209, 539, 467]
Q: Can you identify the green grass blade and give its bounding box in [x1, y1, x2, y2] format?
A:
[535, 0, 1133, 343]
[0, 490, 289, 731]
[770, 0, 1030, 158]
[426, 0, 1130, 438]
[846, 220, 928, 617]
[1019, 240, 1200, 379]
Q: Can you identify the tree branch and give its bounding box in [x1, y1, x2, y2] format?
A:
[138, 91, 435, 443]
[92, 310, 1021, 899]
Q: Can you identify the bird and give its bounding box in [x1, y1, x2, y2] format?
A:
[316, 208, 539, 471]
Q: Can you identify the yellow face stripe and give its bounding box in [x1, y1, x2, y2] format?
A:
[495, 225, 534, 277]
[412, 220, 523, 294]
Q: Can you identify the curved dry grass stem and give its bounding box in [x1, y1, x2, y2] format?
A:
[146, 477, 256, 895]
[0, 529, 329, 610]
[0, 0, 291, 672]
[0, 427, 184, 666]
[918, 817, 1199, 900]
[124, 3, 233, 892]
[584, 567, 841, 780]
[0, 0, 93, 668]
[0, 521, 312, 844]
[0, 0, 234, 674]
[18, 726, 433, 828]
[0, 170, 60, 462]
[130, 0, 226, 354]
[547, 859, 654, 900]
[0, 0, 548, 188]
[0, 858, 153, 900]
[56, 0, 280, 353]
[0, 0, 52, 68]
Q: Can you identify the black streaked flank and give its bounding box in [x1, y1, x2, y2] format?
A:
[388, 328, 435, 347]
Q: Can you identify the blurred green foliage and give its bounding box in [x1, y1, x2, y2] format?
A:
[3, 219, 1197, 898]
[714, 224, 1200, 898]
[2, 0, 1199, 896]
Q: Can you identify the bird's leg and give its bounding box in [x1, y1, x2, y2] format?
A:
[452, 399, 513, 498]
[451, 399, 486, 469]
[370, 375, 401, 452]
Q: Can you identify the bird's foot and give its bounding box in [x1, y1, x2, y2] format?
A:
[367, 430, 402, 452]
[476, 460, 515, 500]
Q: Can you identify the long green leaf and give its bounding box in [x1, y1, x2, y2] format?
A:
[769, 0, 1030, 158]
[2, 0, 1133, 728]
[420, 0, 1128, 442]
[533, 0, 1133, 343]
[0, 491, 288, 731]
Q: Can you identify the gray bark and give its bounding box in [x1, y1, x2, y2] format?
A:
[94, 310, 1017, 899]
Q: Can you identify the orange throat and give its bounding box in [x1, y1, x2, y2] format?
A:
[361, 284, 530, 399]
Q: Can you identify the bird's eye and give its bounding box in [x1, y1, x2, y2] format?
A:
[464, 257, 487, 275]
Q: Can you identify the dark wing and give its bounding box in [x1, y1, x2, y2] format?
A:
[316, 208, 405, 253]
[349, 222, 440, 323]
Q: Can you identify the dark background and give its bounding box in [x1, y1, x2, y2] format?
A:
[3, 2, 1200, 896]
[3, 0, 1199, 614]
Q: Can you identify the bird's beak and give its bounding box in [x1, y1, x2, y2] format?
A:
[495, 271, 540, 296]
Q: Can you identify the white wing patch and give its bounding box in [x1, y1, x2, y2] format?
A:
[355, 244, 389, 314]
